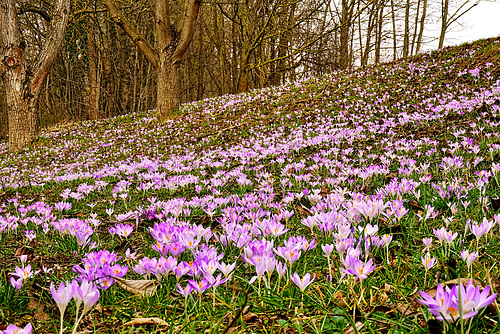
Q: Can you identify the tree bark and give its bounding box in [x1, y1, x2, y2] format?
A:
[0, 0, 70, 151]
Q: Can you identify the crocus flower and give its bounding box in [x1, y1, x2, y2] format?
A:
[51, 281, 74, 316]
[3, 323, 32, 334]
[421, 253, 437, 270]
[290, 272, 315, 292]
[10, 265, 34, 281]
[422, 237, 432, 250]
[321, 244, 334, 257]
[341, 257, 376, 281]
[10, 277, 23, 290]
[176, 283, 193, 298]
[418, 280, 497, 321]
[51, 281, 74, 334]
[71, 280, 100, 334]
[433, 227, 458, 243]
[188, 278, 211, 293]
[460, 249, 478, 268]
[109, 223, 134, 237]
[217, 261, 236, 278]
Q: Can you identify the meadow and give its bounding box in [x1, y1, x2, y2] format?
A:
[1, 37, 500, 333]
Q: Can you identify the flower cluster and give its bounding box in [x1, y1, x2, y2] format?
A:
[72, 250, 128, 289]
[418, 280, 497, 321]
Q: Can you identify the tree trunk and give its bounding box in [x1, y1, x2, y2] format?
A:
[439, 0, 449, 49]
[416, 0, 427, 53]
[157, 57, 181, 121]
[403, 0, 410, 58]
[390, 0, 397, 61]
[4, 68, 39, 150]
[87, 13, 100, 120]
[0, 0, 70, 151]
[339, 0, 352, 68]
[374, 0, 385, 63]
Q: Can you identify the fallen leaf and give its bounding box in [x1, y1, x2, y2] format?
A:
[242, 312, 259, 323]
[28, 299, 50, 321]
[409, 200, 424, 210]
[294, 205, 311, 217]
[333, 291, 348, 308]
[123, 318, 168, 327]
[114, 277, 159, 297]
[491, 198, 500, 212]
[15, 246, 33, 257]
[344, 321, 364, 334]
[320, 186, 330, 197]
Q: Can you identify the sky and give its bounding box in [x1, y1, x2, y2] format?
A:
[427, 0, 500, 49]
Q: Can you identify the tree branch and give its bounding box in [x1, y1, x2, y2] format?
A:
[18, 6, 52, 22]
[172, 0, 202, 63]
[156, 0, 172, 52]
[103, 0, 159, 68]
[30, 0, 71, 96]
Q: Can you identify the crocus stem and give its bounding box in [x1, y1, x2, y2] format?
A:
[72, 312, 86, 334]
[72, 305, 80, 334]
[327, 257, 332, 283]
[59, 313, 64, 334]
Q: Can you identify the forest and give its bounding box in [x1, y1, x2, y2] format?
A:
[0, 0, 478, 150]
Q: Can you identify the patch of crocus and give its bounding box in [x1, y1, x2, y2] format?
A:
[290, 272, 315, 292]
[3, 323, 32, 334]
[418, 280, 497, 322]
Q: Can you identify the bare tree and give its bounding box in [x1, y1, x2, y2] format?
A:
[439, 0, 479, 49]
[0, 0, 70, 151]
[103, 0, 202, 120]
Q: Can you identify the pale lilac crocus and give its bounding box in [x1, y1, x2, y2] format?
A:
[217, 261, 236, 278]
[433, 227, 458, 243]
[51, 281, 74, 334]
[422, 237, 432, 250]
[3, 323, 32, 334]
[418, 280, 497, 321]
[70, 280, 100, 334]
[342, 257, 376, 282]
[321, 244, 334, 257]
[422, 253, 437, 270]
[10, 277, 23, 290]
[290, 272, 315, 292]
[460, 249, 478, 269]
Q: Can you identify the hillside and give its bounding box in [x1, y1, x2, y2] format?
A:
[1, 37, 500, 333]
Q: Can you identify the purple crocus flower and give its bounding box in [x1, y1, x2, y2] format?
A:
[418, 280, 497, 321]
[290, 272, 315, 292]
[433, 227, 458, 243]
[3, 323, 32, 334]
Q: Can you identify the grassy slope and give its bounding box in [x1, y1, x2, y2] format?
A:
[0, 37, 500, 333]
